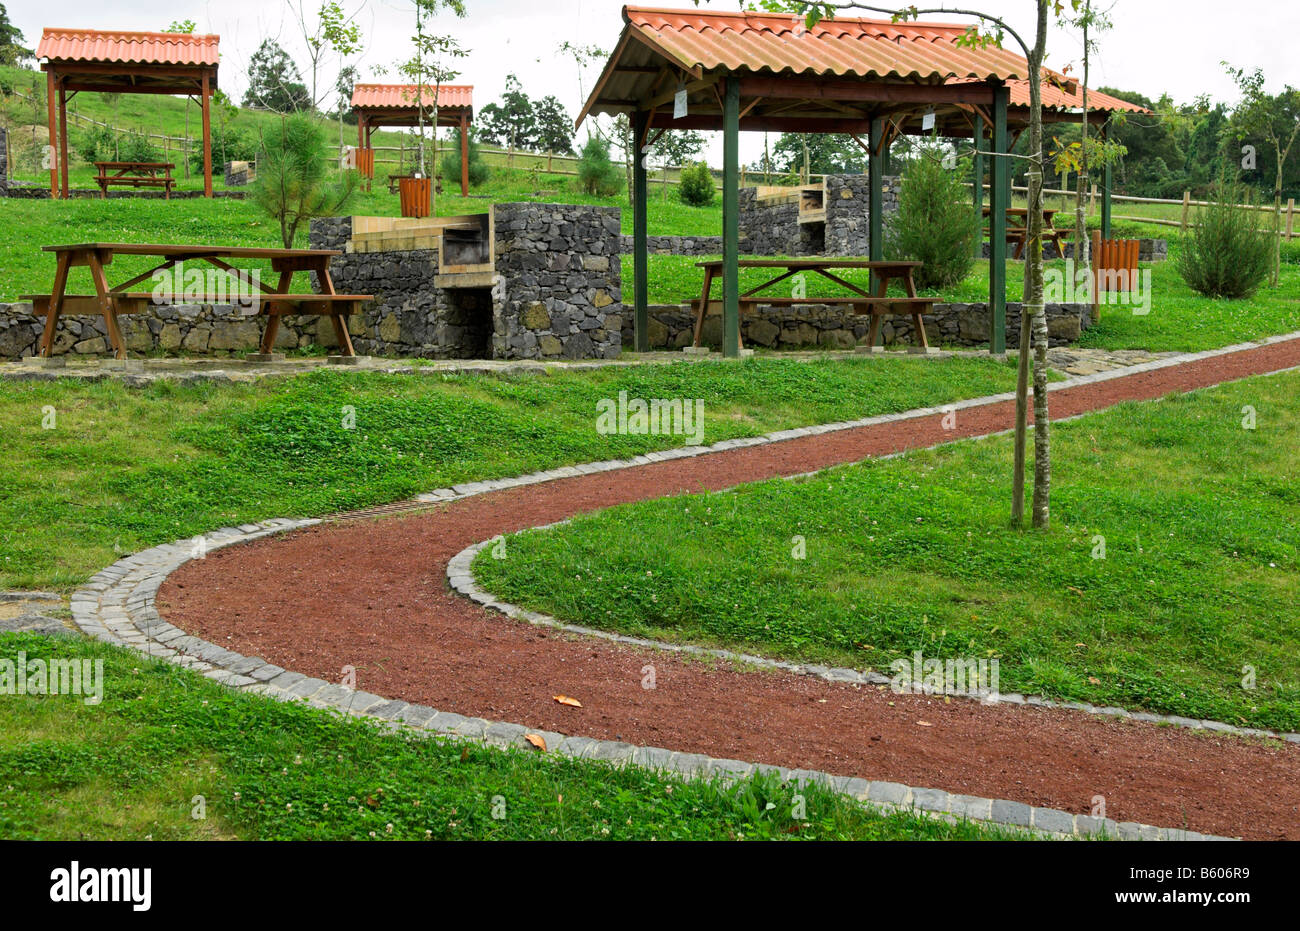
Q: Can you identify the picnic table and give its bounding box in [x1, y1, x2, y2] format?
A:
[983, 206, 1071, 259]
[23, 243, 372, 360]
[93, 162, 176, 199]
[690, 258, 934, 353]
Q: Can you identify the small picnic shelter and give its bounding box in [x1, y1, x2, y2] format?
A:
[351, 83, 475, 196]
[36, 28, 220, 199]
[578, 6, 1081, 357]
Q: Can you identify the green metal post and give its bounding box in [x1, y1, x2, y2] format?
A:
[868, 116, 884, 294]
[632, 110, 650, 353]
[989, 84, 1009, 356]
[722, 76, 740, 359]
[1101, 119, 1113, 239]
[972, 113, 985, 259]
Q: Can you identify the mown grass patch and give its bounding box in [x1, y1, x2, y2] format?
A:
[0, 633, 1023, 840]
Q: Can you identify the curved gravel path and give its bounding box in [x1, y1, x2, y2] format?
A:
[145, 335, 1300, 840]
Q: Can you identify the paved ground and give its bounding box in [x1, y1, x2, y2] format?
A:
[0, 345, 1179, 385]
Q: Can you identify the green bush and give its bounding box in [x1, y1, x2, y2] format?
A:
[678, 160, 715, 207]
[1177, 181, 1272, 298]
[886, 151, 980, 290]
[439, 128, 489, 188]
[190, 124, 258, 174]
[576, 136, 621, 198]
[74, 125, 158, 164]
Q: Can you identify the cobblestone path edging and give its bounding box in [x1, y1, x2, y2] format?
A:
[68, 332, 1300, 842]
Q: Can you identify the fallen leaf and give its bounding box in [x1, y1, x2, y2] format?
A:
[917, 720, 933, 727]
[524, 733, 548, 752]
[1087, 676, 1101, 685]
[553, 695, 582, 708]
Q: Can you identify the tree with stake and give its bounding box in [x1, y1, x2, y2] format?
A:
[397, 0, 467, 216]
[292, 1, 364, 115]
[714, 0, 1081, 530]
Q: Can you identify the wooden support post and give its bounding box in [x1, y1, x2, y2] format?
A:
[989, 83, 1009, 356]
[868, 115, 884, 295]
[722, 76, 741, 359]
[1181, 190, 1191, 232]
[201, 73, 213, 198]
[58, 81, 70, 198]
[46, 69, 59, 198]
[1285, 198, 1294, 240]
[459, 114, 469, 196]
[972, 113, 985, 259]
[1101, 120, 1112, 239]
[632, 110, 650, 353]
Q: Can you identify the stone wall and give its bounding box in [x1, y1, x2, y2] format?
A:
[825, 174, 898, 256]
[492, 203, 622, 360]
[619, 234, 723, 256]
[0, 301, 334, 360]
[622, 301, 1091, 352]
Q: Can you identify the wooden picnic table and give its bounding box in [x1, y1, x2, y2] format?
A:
[25, 243, 371, 360]
[983, 206, 1071, 259]
[93, 161, 176, 199]
[691, 258, 934, 353]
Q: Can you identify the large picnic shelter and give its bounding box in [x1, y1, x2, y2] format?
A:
[36, 28, 220, 199]
[351, 83, 475, 196]
[578, 6, 1110, 358]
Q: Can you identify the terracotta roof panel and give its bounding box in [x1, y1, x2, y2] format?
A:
[37, 28, 219, 66]
[351, 84, 473, 110]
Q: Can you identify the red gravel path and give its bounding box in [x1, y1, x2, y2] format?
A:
[160, 341, 1300, 839]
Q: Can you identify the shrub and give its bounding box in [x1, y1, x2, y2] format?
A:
[75, 125, 159, 164]
[678, 160, 715, 206]
[190, 124, 258, 174]
[576, 136, 621, 197]
[885, 151, 980, 291]
[252, 115, 355, 248]
[1177, 181, 1272, 298]
[439, 128, 489, 188]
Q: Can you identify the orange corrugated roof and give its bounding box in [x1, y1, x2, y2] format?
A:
[621, 6, 1042, 82]
[351, 83, 473, 110]
[37, 28, 219, 66]
[1006, 79, 1150, 113]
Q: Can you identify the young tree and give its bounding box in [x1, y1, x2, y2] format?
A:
[292, 1, 364, 114]
[253, 114, 356, 248]
[397, 0, 467, 214]
[244, 39, 311, 113]
[721, 0, 1076, 530]
[1224, 64, 1300, 287]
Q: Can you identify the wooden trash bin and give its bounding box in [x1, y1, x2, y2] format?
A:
[399, 176, 432, 218]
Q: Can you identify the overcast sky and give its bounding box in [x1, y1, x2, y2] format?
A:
[11, 0, 1300, 163]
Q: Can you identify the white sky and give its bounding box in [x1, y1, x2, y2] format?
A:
[11, 0, 1300, 163]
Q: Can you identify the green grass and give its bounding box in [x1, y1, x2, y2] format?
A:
[0, 357, 1023, 591]
[475, 370, 1300, 731]
[0, 632, 1022, 840]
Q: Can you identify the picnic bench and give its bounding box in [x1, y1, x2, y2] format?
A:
[93, 162, 176, 199]
[983, 206, 1071, 259]
[22, 243, 372, 360]
[690, 258, 934, 353]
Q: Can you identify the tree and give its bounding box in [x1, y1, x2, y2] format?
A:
[476, 74, 539, 151]
[1223, 64, 1300, 287]
[244, 39, 311, 113]
[772, 133, 866, 176]
[534, 95, 576, 155]
[0, 4, 33, 66]
[721, 0, 1073, 530]
[292, 1, 364, 114]
[253, 114, 356, 248]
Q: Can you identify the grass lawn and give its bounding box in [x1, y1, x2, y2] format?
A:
[475, 370, 1300, 732]
[0, 356, 1023, 591]
[0, 633, 1024, 840]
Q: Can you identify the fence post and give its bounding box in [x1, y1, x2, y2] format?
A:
[1181, 190, 1191, 232]
[1287, 198, 1295, 241]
